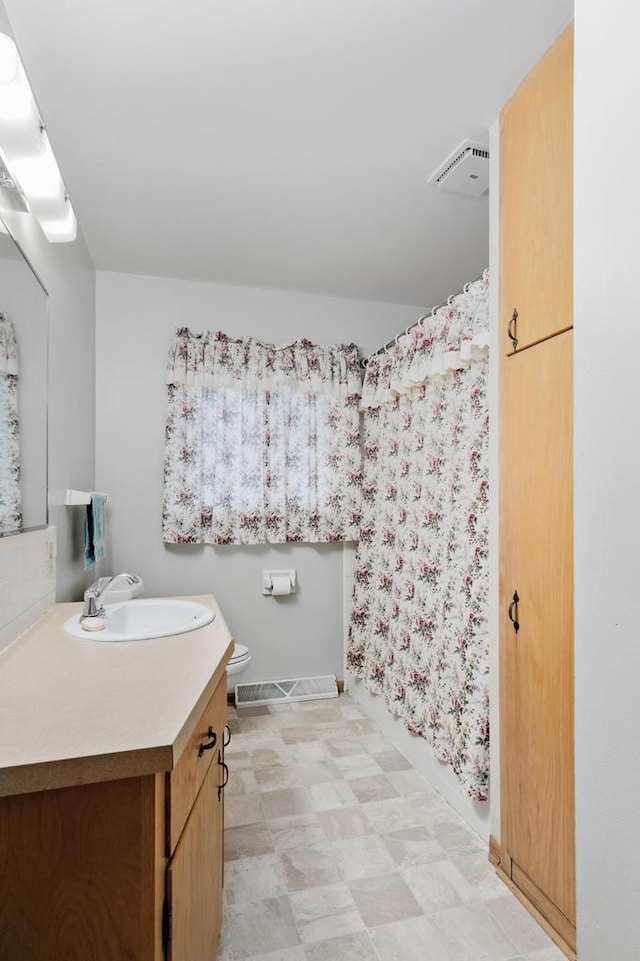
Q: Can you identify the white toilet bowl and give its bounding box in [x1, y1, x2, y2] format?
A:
[227, 642, 252, 677]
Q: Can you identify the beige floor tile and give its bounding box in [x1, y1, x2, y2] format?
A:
[316, 804, 374, 841]
[381, 825, 447, 869]
[431, 902, 518, 961]
[225, 821, 274, 861]
[331, 834, 397, 882]
[228, 896, 301, 960]
[349, 773, 399, 804]
[487, 896, 558, 954]
[256, 761, 341, 792]
[279, 846, 343, 892]
[269, 813, 327, 852]
[370, 915, 452, 961]
[433, 820, 486, 859]
[304, 779, 358, 812]
[362, 795, 437, 834]
[288, 882, 365, 944]
[390, 768, 438, 797]
[345, 718, 378, 736]
[283, 741, 334, 765]
[520, 948, 567, 961]
[302, 930, 378, 961]
[281, 726, 325, 744]
[348, 872, 422, 927]
[402, 859, 472, 915]
[373, 749, 413, 773]
[333, 753, 383, 779]
[224, 854, 287, 905]
[453, 851, 510, 902]
[225, 767, 259, 797]
[241, 948, 307, 961]
[225, 792, 265, 828]
[261, 787, 313, 820]
[338, 703, 367, 720]
[298, 706, 345, 725]
[325, 734, 372, 758]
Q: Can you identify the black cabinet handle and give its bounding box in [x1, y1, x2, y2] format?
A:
[218, 754, 229, 800]
[223, 724, 231, 747]
[508, 590, 520, 634]
[198, 726, 217, 757]
[507, 308, 518, 350]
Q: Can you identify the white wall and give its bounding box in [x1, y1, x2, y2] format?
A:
[95, 271, 419, 683]
[574, 3, 640, 957]
[0, 3, 97, 604]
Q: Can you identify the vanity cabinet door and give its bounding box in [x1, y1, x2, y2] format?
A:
[166, 757, 224, 961]
[168, 678, 227, 852]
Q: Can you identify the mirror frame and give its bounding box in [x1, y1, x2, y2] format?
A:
[0, 216, 49, 537]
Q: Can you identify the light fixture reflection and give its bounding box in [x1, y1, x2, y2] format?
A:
[0, 32, 76, 242]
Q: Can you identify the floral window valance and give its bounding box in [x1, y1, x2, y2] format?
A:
[0, 312, 21, 534]
[162, 329, 363, 546]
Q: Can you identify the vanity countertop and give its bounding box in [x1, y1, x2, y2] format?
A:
[0, 594, 233, 798]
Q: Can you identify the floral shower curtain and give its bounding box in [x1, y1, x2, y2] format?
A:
[163, 329, 362, 545]
[347, 273, 490, 801]
[0, 312, 21, 534]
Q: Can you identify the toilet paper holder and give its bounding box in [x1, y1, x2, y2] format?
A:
[262, 569, 297, 596]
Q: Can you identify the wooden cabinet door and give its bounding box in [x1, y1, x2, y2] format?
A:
[167, 758, 223, 961]
[499, 330, 575, 945]
[168, 678, 227, 853]
[500, 24, 573, 354]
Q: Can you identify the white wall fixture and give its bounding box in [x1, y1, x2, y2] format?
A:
[427, 139, 490, 198]
[0, 32, 76, 242]
[262, 569, 297, 597]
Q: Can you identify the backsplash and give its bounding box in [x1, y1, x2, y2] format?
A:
[0, 526, 56, 655]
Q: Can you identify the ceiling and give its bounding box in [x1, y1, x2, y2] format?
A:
[2, 0, 573, 307]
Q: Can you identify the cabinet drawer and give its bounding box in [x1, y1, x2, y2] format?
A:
[168, 678, 227, 853]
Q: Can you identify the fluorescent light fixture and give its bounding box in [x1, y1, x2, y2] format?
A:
[0, 32, 76, 242]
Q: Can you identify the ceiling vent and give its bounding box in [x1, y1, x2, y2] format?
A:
[427, 139, 490, 198]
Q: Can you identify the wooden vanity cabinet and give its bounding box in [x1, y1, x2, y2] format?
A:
[0, 676, 228, 961]
[166, 676, 228, 960]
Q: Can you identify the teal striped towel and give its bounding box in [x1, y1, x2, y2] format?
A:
[84, 493, 107, 569]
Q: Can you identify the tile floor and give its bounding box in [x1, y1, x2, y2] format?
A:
[219, 693, 565, 961]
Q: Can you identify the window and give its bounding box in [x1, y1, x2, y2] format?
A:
[163, 329, 362, 545]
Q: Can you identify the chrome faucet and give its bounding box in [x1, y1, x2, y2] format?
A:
[82, 572, 138, 618]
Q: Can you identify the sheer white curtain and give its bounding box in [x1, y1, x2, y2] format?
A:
[347, 273, 490, 800]
[0, 313, 20, 534]
[163, 329, 362, 545]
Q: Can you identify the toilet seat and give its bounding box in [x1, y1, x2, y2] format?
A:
[227, 643, 251, 676]
[229, 643, 250, 664]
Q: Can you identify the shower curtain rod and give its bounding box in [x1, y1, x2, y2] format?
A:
[360, 267, 489, 369]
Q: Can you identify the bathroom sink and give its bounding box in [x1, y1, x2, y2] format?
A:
[64, 598, 215, 641]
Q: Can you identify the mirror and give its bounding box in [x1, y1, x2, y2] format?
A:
[0, 219, 48, 535]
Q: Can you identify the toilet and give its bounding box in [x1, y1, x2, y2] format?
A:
[226, 642, 251, 677]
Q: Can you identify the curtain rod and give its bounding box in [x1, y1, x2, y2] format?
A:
[360, 268, 489, 369]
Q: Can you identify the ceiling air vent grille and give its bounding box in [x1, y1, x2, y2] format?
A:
[427, 139, 490, 198]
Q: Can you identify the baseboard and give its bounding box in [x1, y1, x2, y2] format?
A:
[488, 834, 501, 868]
[228, 678, 345, 707]
[494, 863, 576, 960]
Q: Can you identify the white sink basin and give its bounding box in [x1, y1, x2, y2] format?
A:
[64, 598, 215, 641]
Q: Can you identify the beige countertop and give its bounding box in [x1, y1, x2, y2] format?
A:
[0, 594, 233, 798]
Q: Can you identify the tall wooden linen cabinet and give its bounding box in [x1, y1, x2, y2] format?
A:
[497, 23, 575, 959]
